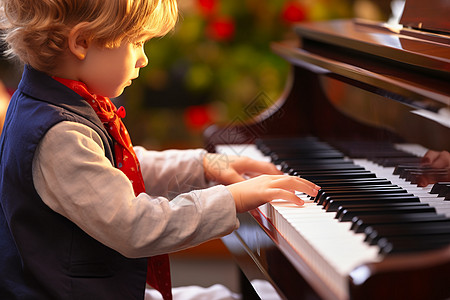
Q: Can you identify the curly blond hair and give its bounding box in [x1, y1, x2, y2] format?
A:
[0, 0, 178, 73]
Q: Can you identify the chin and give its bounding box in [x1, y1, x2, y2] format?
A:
[109, 88, 125, 98]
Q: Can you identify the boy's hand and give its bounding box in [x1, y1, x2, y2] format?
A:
[418, 150, 450, 186]
[203, 153, 320, 212]
[227, 174, 320, 213]
[203, 153, 282, 185]
[422, 150, 450, 169]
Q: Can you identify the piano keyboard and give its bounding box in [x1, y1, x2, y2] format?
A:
[216, 138, 450, 300]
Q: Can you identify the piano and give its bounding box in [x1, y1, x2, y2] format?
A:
[203, 0, 450, 299]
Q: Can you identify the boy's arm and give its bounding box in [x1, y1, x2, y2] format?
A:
[134, 146, 209, 197]
[32, 121, 238, 258]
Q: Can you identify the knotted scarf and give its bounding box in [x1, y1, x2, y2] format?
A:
[54, 77, 172, 300]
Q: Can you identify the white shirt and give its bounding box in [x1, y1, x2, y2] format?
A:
[32, 121, 239, 258]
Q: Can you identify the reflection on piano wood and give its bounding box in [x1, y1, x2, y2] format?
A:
[204, 1, 450, 299]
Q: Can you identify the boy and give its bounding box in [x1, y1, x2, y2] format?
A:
[0, 0, 319, 299]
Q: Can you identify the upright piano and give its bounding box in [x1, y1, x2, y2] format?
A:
[204, 0, 450, 299]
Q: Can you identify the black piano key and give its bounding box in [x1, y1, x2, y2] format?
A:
[440, 186, 450, 198]
[272, 153, 344, 162]
[318, 185, 405, 197]
[298, 170, 375, 179]
[314, 180, 393, 188]
[259, 137, 450, 256]
[271, 150, 344, 162]
[291, 169, 369, 177]
[337, 202, 428, 213]
[321, 186, 407, 195]
[320, 192, 406, 206]
[378, 234, 450, 254]
[257, 137, 327, 151]
[375, 157, 422, 167]
[309, 179, 394, 202]
[316, 184, 401, 203]
[288, 164, 365, 171]
[370, 151, 418, 159]
[392, 165, 450, 186]
[369, 151, 417, 159]
[364, 221, 450, 245]
[394, 165, 432, 177]
[325, 195, 420, 212]
[318, 183, 398, 191]
[331, 141, 415, 160]
[336, 205, 436, 222]
[293, 171, 377, 180]
[282, 160, 356, 166]
[320, 191, 410, 206]
[311, 178, 392, 186]
[430, 182, 450, 194]
[336, 204, 430, 223]
[280, 160, 354, 172]
[406, 170, 450, 185]
[279, 158, 352, 166]
[316, 182, 395, 191]
[291, 167, 368, 174]
[288, 167, 367, 174]
[256, 136, 319, 146]
[316, 184, 397, 196]
[350, 213, 448, 233]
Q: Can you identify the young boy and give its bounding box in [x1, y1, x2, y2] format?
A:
[0, 0, 319, 299]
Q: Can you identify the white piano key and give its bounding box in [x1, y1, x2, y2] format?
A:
[216, 143, 448, 300]
[353, 158, 450, 217]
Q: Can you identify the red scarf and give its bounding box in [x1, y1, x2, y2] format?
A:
[54, 77, 172, 300]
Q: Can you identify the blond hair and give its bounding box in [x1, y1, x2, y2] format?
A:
[0, 0, 178, 73]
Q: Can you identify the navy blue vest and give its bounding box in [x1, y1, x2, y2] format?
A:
[0, 66, 147, 299]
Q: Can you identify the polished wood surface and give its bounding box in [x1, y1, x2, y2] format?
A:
[295, 19, 450, 75]
[400, 0, 450, 34]
[224, 209, 450, 300]
[205, 8, 450, 299]
[222, 212, 325, 300]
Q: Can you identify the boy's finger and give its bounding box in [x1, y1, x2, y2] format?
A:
[269, 189, 305, 206]
[270, 176, 320, 197]
[234, 159, 282, 176]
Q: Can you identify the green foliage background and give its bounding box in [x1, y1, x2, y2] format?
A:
[123, 0, 357, 149]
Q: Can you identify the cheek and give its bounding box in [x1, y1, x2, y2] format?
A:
[82, 48, 135, 97]
[83, 68, 125, 97]
[101, 54, 135, 81]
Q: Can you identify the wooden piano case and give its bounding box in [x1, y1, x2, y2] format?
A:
[204, 1, 450, 299]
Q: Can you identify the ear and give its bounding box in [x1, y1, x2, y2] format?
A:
[68, 23, 90, 61]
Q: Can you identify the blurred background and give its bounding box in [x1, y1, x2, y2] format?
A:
[0, 0, 395, 293]
[121, 0, 392, 150]
[1, 0, 393, 149]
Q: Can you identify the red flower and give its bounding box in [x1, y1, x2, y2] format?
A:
[281, 2, 307, 23]
[198, 0, 217, 15]
[206, 17, 235, 41]
[184, 105, 213, 131]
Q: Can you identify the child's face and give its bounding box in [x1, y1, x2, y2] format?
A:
[79, 37, 149, 98]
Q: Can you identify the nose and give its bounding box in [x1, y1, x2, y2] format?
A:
[136, 47, 148, 69]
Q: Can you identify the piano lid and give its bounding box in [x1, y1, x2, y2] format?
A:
[294, 19, 450, 76]
[400, 0, 450, 34]
[293, 0, 450, 79]
[285, 18, 450, 113]
[267, 1, 450, 151]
